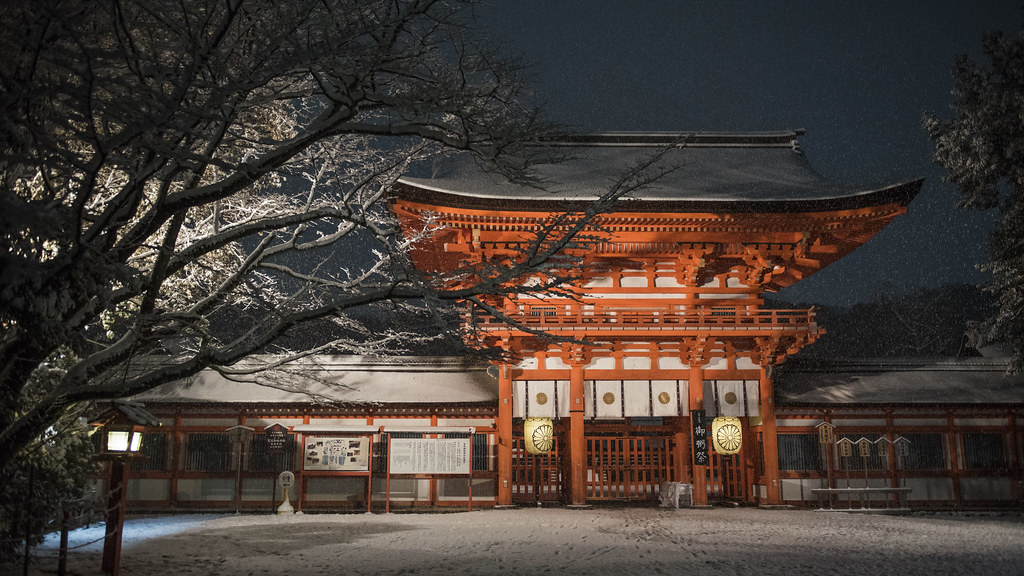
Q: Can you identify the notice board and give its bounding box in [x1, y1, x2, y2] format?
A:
[304, 437, 370, 471]
[389, 438, 470, 475]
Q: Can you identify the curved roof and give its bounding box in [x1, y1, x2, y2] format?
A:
[395, 131, 922, 213]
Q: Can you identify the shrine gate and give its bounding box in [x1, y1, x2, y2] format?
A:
[390, 131, 921, 506]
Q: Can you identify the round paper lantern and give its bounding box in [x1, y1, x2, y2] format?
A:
[712, 416, 743, 455]
[524, 417, 554, 455]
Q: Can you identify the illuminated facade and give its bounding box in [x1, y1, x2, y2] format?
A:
[109, 132, 1022, 511]
[390, 132, 921, 506]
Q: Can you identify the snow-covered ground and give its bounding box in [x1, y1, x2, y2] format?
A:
[17, 507, 1024, 575]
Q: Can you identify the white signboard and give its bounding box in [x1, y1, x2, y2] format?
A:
[389, 438, 471, 475]
[304, 437, 369, 471]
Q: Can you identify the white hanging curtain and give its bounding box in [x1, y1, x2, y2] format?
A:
[651, 380, 687, 416]
[622, 380, 650, 416]
[703, 380, 760, 417]
[594, 380, 623, 419]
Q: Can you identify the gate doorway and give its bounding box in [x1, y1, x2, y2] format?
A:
[511, 433, 563, 504]
[709, 452, 746, 502]
[511, 428, 676, 504]
[707, 425, 760, 503]
[586, 435, 674, 501]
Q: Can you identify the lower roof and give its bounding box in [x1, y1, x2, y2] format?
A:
[775, 357, 1024, 406]
[133, 356, 496, 405]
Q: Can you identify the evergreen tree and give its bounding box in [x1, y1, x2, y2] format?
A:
[0, 351, 96, 568]
[925, 26, 1024, 372]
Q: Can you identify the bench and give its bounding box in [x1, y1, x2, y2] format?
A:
[811, 487, 912, 511]
[659, 482, 693, 509]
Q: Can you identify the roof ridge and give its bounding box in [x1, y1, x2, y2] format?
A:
[537, 130, 806, 147]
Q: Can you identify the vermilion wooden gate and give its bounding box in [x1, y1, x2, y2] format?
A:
[709, 453, 746, 502]
[511, 436, 563, 504]
[585, 435, 673, 501]
[512, 432, 674, 503]
[707, 425, 758, 503]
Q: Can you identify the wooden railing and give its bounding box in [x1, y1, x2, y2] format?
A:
[469, 309, 818, 332]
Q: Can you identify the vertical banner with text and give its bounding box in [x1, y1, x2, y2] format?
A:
[691, 409, 709, 466]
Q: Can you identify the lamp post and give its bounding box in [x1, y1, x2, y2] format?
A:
[97, 424, 145, 576]
[226, 425, 254, 514]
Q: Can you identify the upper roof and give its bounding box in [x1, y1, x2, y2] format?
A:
[395, 131, 923, 213]
[133, 356, 496, 405]
[775, 357, 1024, 406]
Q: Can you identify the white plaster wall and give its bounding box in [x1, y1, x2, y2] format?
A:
[545, 356, 571, 370]
[585, 356, 615, 370]
[622, 356, 651, 370]
[657, 357, 689, 370]
[241, 478, 274, 501]
[620, 276, 648, 287]
[960, 477, 1015, 501]
[904, 477, 955, 501]
[781, 478, 825, 501]
[127, 478, 170, 501]
[176, 478, 234, 501]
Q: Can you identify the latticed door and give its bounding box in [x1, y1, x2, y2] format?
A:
[511, 431, 562, 504]
[585, 435, 673, 501]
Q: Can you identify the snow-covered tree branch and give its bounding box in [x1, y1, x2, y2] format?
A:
[0, 0, 677, 471]
[0, 0, 569, 469]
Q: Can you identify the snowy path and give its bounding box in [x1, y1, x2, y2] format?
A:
[17, 507, 1024, 575]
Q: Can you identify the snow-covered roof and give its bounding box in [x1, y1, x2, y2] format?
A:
[395, 132, 922, 212]
[133, 356, 496, 405]
[775, 357, 1024, 405]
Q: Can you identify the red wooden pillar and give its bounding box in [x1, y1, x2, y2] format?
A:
[1008, 413, 1022, 502]
[568, 353, 587, 505]
[689, 364, 708, 505]
[673, 411, 691, 485]
[947, 412, 963, 505]
[496, 363, 514, 505]
[759, 366, 782, 504]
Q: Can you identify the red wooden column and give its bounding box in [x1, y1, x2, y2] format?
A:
[688, 363, 708, 505]
[759, 366, 782, 504]
[1008, 413, 1022, 503]
[568, 349, 587, 505]
[496, 363, 514, 505]
[673, 410, 691, 485]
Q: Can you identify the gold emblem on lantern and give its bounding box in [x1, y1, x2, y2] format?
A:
[657, 391, 671, 405]
[524, 418, 554, 455]
[602, 392, 616, 405]
[711, 417, 743, 454]
[535, 392, 548, 405]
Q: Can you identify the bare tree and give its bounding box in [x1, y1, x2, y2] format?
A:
[0, 0, 568, 469]
[0, 0, 675, 470]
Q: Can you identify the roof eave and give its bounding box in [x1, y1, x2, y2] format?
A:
[391, 178, 924, 214]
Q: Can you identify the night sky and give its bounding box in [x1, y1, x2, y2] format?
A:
[476, 1, 1021, 306]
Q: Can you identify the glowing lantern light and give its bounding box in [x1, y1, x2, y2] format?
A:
[711, 417, 743, 455]
[524, 418, 554, 455]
